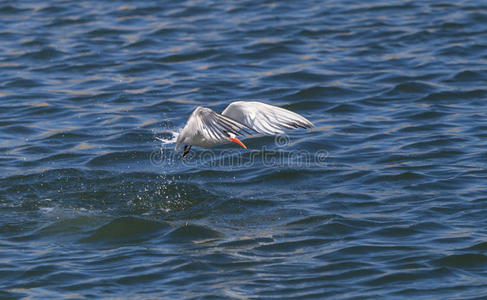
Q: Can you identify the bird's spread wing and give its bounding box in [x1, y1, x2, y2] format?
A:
[221, 101, 314, 135]
[192, 107, 252, 142]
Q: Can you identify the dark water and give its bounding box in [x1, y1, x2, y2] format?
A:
[1, 0, 487, 298]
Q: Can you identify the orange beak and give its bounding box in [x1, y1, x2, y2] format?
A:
[228, 137, 247, 149]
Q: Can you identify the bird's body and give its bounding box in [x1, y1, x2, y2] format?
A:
[175, 101, 313, 156]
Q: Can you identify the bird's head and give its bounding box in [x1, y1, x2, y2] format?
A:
[227, 132, 247, 149]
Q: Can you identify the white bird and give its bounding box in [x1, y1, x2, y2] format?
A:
[175, 101, 314, 157]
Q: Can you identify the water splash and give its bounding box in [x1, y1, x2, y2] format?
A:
[155, 129, 180, 146]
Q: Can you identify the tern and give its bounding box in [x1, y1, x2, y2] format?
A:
[175, 101, 314, 157]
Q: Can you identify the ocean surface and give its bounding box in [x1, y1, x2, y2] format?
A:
[1, 0, 487, 298]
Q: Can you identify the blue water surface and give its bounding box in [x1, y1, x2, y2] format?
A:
[1, 0, 487, 298]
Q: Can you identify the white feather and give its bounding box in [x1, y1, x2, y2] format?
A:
[222, 101, 314, 135]
[175, 101, 313, 149]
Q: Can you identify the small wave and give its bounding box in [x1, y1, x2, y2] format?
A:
[80, 217, 170, 245]
[432, 253, 487, 269]
[164, 224, 224, 243]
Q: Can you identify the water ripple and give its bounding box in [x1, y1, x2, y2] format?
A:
[1, 0, 487, 298]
